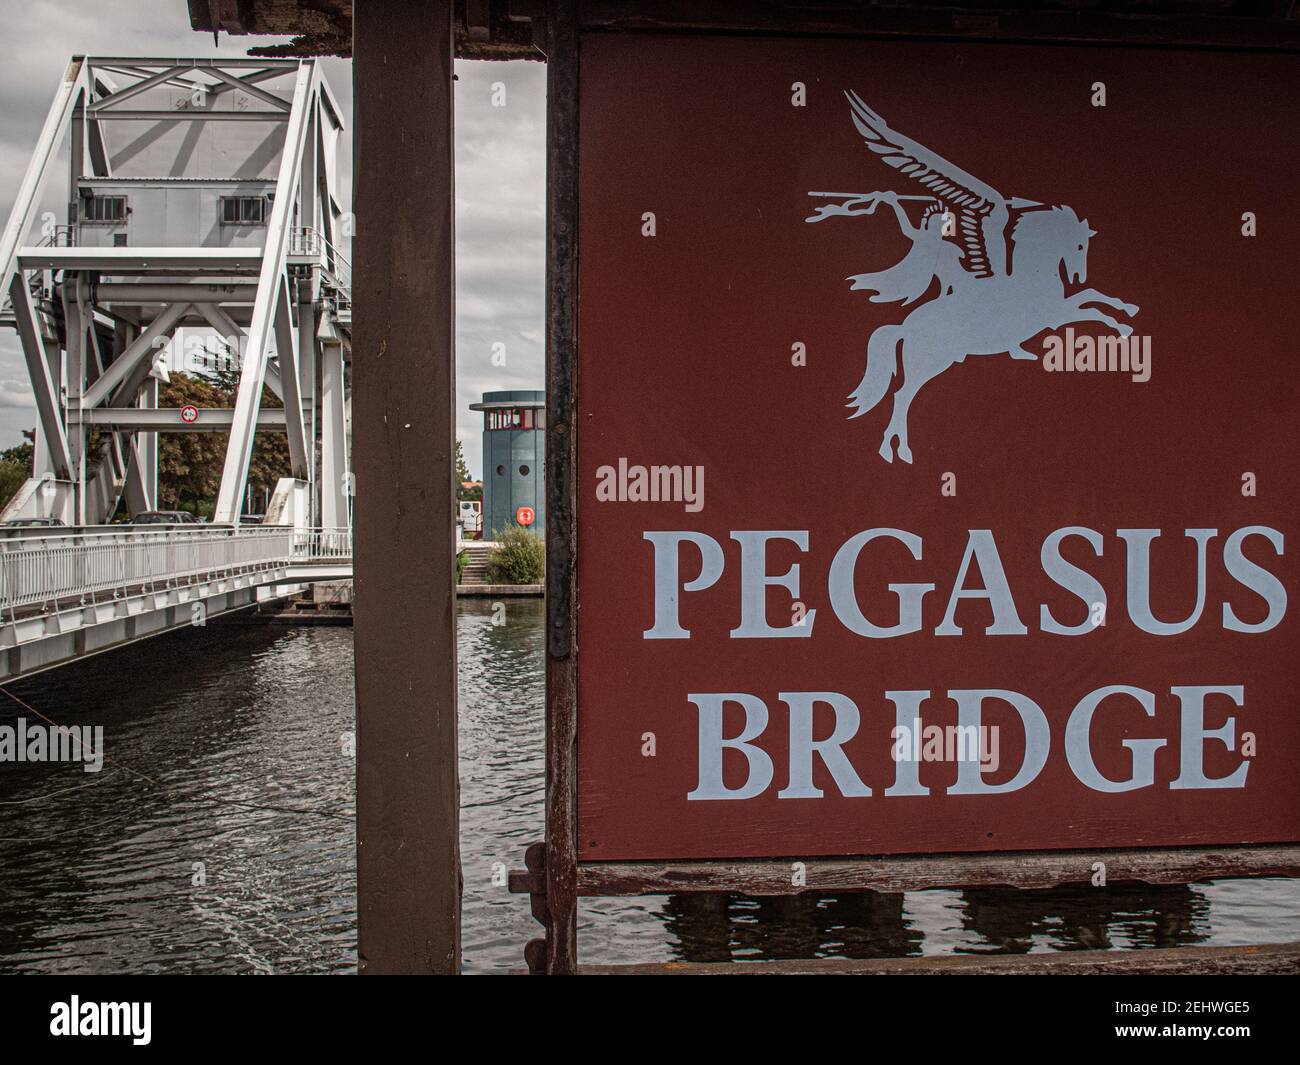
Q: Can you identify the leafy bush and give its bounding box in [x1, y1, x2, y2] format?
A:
[487, 525, 544, 584]
[456, 548, 468, 584]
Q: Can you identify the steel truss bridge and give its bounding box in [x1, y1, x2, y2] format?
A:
[0, 58, 354, 678]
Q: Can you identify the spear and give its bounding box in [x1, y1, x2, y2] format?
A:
[807, 192, 937, 200]
[805, 191, 939, 223]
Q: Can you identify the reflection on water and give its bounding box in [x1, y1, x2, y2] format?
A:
[654, 882, 1209, 964]
[457, 598, 547, 971]
[0, 624, 357, 974]
[658, 892, 922, 963]
[0, 600, 1295, 973]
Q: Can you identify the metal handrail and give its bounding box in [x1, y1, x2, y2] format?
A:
[287, 225, 352, 296]
[291, 526, 352, 560]
[35, 224, 76, 248]
[0, 526, 352, 616]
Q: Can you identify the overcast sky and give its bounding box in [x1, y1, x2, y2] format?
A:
[0, 0, 545, 479]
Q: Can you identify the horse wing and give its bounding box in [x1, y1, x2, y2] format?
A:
[845, 90, 1004, 278]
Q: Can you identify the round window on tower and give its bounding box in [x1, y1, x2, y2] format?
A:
[519, 465, 530, 477]
[496, 465, 505, 477]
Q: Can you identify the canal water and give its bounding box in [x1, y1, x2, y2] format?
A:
[1, 599, 1296, 973]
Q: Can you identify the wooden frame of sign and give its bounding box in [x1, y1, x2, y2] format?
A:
[509, 0, 1300, 975]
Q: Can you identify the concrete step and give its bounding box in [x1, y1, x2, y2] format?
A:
[458, 543, 498, 588]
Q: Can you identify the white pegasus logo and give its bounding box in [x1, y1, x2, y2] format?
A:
[808, 91, 1140, 463]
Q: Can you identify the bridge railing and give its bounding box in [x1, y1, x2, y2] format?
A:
[288, 225, 352, 298]
[291, 527, 353, 560]
[0, 527, 297, 617]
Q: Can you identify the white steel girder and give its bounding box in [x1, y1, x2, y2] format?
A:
[0, 58, 88, 307]
[10, 275, 71, 479]
[212, 60, 316, 523]
[272, 273, 310, 479]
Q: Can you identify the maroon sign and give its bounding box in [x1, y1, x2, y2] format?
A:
[575, 35, 1300, 862]
[517, 505, 536, 527]
[179, 404, 199, 424]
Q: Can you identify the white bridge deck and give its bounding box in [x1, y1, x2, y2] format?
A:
[0, 525, 351, 680]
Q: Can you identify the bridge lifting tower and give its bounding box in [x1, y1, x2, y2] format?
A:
[0, 56, 351, 527]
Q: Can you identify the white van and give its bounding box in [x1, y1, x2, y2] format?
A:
[458, 499, 482, 537]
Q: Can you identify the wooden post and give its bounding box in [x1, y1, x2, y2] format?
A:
[544, 0, 581, 975]
[353, 0, 460, 974]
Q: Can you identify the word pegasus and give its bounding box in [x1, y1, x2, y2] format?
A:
[644, 526, 1285, 639]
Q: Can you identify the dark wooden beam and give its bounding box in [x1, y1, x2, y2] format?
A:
[576, 1, 1300, 50]
[187, 1, 1300, 56]
[353, 0, 461, 974]
[579, 941, 1300, 975]
[578, 844, 1300, 896]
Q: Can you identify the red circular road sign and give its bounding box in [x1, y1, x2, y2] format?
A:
[179, 404, 199, 424]
[516, 505, 535, 527]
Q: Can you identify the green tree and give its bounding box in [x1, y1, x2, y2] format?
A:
[455, 439, 471, 484]
[0, 460, 27, 511]
[0, 432, 35, 512]
[0, 436, 34, 473]
[455, 440, 481, 501]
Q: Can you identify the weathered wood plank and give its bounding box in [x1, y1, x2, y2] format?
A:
[577, 2, 1300, 50]
[578, 941, 1300, 975]
[578, 845, 1300, 895]
[190, 2, 1300, 56]
[353, 0, 461, 973]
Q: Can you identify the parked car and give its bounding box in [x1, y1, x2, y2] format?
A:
[130, 511, 202, 525]
[1, 516, 65, 528]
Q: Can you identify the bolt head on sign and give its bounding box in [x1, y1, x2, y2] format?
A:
[179, 404, 199, 424]
[516, 505, 535, 527]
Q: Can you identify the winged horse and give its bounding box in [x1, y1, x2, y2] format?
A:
[808, 91, 1139, 463]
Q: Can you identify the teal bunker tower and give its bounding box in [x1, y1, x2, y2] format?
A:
[469, 390, 545, 538]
